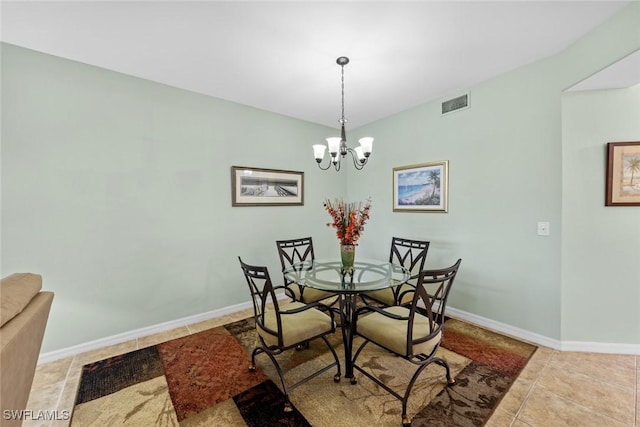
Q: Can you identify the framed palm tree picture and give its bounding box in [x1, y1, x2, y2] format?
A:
[606, 141, 640, 206]
[393, 161, 449, 212]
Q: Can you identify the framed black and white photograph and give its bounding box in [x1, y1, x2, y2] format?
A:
[393, 161, 449, 212]
[231, 166, 304, 206]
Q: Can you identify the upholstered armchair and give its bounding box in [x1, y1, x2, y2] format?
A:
[238, 257, 341, 412]
[352, 259, 462, 427]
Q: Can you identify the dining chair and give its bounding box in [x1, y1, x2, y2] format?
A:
[276, 237, 338, 304]
[238, 257, 342, 412]
[351, 258, 462, 427]
[362, 237, 430, 306]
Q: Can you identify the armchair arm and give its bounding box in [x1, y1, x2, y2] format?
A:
[279, 300, 330, 315]
[355, 304, 410, 321]
[273, 283, 301, 302]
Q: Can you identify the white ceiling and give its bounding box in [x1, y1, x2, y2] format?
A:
[0, 1, 634, 129]
[568, 49, 640, 92]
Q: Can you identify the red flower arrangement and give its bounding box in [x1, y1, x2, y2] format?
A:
[324, 198, 372, 245]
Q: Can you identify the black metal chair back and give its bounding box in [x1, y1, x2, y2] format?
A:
[361, 237, 430, 306]
[389, 237, 430, 282]
[411, 259, 462, 327]
[405, 258, 461, 355]
[276, 237, 337, 304]
[276, 237, 315, 286]
[238, 257, 284, 348]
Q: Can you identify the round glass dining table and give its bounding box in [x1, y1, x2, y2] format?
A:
[283, 258, 410, 378]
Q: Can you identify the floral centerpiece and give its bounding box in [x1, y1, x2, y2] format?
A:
[324, 198, 372, 270]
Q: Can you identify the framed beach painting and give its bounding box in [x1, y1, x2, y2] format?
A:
[605, 141, 640, 206]
[393, 161, 449, 212]
[231, 166, 304, 206]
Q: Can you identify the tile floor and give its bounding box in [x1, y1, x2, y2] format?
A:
[24, 307, 639, 427]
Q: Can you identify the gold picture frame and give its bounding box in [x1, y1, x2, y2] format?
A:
[393, 161, 449, 212]
[231, 166, 304, 207]
[605, 142, 640, 206]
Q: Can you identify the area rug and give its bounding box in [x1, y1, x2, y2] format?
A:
[71, 316, 536, 426]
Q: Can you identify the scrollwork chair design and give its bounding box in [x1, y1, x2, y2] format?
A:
[352, 258, 462, 427]
[238, 257, 342, 413]
[363, 237, 430, 306]
[276, 237, 338, 304]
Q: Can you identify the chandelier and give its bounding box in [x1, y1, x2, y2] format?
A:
[313, 56, 373, 171]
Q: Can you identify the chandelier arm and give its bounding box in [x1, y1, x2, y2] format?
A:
[315, 156, 342, 171]
[316, 160, 333, 171]
[346, 148, 367, 170]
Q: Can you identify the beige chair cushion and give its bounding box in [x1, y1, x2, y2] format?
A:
[365, 283, 415, 306]
[1, 273, 43, 327]
[357, 306, 441, 357]
[257, 302, 333, 347]
[287, 283, 336, 304]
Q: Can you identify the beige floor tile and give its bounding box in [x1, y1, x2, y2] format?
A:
[70, 339, 137, 368]
[549, 351, 636, 390]
[62, 361, 83, 392]
[21, 418, 52, 427]
[531, 346, 555, 361]
[635, 388, 640, 427]
[496, 377, 534, 416]
[226, 311, 252, 322]
[46, 371, 80, 427]
[56, 372, 80, 415]
[19, 408, 70, 427]
[518, 350, 551, 382]
[536, 363, 634, 424]
[518, 386, 628, 427]
[49, 419, 71, 427]
[32, 357, 72, 391]
[25, 380, 64, 415]
[136, 325, 190, 348]
[635, 356, 640, 427]
[484, 407, 516, 427]
[217, 314, 236, 325]
[186, 316, 229, 333]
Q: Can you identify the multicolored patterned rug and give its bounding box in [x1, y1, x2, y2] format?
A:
[71, 316, 536, 426]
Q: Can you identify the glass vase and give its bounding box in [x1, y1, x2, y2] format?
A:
[340, 244, 356, 272]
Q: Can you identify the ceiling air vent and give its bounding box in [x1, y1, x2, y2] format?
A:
[441, 93, 469, 115]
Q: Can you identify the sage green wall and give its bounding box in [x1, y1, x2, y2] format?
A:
[2, 2, 639, 354]
[348, 2, 639, 341]
[348, 59, 565, 339]
[1, 43, 346, 352]
[561, 85, 640, 344]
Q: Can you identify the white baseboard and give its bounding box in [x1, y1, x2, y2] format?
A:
[39, 297, 639, 364]
[39, 298, 258, 364]
[446, 306, 562, 350]
[559, 340, 640, 355]
[447, 306, 640, 355]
